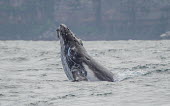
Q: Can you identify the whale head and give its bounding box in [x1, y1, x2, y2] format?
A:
[57, 24, 83, 46]
[57, 24, 87, 81]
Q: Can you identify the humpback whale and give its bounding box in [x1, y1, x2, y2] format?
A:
[57, 24, 114, 82]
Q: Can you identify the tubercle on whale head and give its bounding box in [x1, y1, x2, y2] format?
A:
[56, 24, 83, 46]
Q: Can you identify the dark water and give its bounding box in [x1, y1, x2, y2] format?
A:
[0, 41, 170, 106]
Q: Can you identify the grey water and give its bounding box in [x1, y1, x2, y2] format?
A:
[0, 40, 169, 106]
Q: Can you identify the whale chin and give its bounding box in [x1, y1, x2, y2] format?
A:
[57, 24, 114, 82]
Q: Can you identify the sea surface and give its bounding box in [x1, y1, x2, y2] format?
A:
[0, 40, 169, 106]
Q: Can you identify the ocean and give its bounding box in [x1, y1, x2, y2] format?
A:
[0, 40, 169, 106]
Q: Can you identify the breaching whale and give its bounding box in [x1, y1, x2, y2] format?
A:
[57, 24, 114, 82]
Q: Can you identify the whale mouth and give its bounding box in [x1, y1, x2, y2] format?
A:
[56, 24, 69, 40]
[57, 24, 73, 42]
[57, 24, 83, 46]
